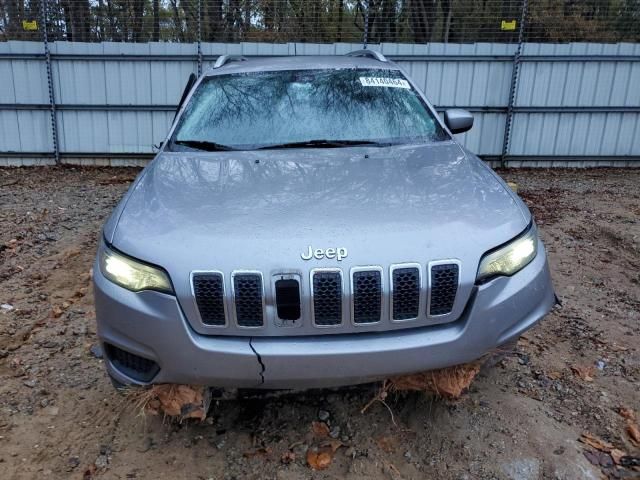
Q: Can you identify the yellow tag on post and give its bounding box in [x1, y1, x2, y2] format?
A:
[501, 20, 517, 31]
[22, 20, 38, 31]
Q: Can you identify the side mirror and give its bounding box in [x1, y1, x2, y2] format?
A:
[173, 73, 198, 121]
[444, 109, 474, 134]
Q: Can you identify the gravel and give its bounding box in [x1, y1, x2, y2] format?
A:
[0, 166, 638, 479]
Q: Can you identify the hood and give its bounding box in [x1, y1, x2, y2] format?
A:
[109, 142, 528, 283]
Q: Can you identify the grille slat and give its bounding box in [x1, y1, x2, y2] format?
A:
[233, 273, 264, 327]
[353, 270, 382, 324]
[191, 261, 460, 332]
[193, 273, 226, 326]
[392, 267, 420, 320]
[429, 264, 459, 316]
[312, 271, 343, 326]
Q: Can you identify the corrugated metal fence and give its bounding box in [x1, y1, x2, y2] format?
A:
[1, 41, 639, 167]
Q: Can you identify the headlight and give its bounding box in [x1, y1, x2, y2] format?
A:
[476, 224, 538, 283]
[100, 245, 173, 294]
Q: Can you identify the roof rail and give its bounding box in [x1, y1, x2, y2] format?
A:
[213, 54, 248, 69]
[346, 49, 388, 62]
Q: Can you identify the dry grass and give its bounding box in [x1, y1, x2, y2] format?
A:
[127, 384, 211, 422]
[361, 357, 490, 420]
[388, 359, 485, 399]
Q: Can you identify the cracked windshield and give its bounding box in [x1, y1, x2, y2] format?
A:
[172, 68, 449, 150]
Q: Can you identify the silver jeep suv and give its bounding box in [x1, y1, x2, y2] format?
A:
[94, 51, 556, 390]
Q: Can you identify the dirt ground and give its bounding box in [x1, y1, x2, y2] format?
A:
[0, 166, 639, 480]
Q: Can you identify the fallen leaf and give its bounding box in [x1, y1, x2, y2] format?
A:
[619, 407, 636, 421]
[306, 440, 342, 471]
[571, 365, 595, 382]
[610, 449, 626, 465]
[307, 447, 332, 470]
[547, 371, 562, 380]
[136, 384, 211, 421]
[311, 421, 330, 438]
[579, 432, 613, 452]
[51, 306, 64, 318]
[627, 423, 640, 445]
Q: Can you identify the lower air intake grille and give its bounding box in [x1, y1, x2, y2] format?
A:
[392, 267, 420, 320]
[233, 273, 264, 327]
[105, 344, 159, 382]
[193, 273, 226, 326]
[353, 270, 382, 323]
[312, 271, 342, 326]
[429, 264, 459, 315]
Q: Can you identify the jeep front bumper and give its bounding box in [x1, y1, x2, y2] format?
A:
[94, 239, 555, 389]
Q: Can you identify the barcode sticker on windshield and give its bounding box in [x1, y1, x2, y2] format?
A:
[359, 77, 411, 89]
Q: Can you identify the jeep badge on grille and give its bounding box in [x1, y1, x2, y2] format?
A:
[301, 246, 348, 261]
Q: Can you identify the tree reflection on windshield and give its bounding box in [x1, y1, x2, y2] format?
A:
[172, 68, 449, 150]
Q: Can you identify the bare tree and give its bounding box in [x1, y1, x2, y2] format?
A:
[441, 0, 452, 42]
[5, 0, 24, 40]
[408, 0, 437, 43]
[205, 0, 223, 41]
[337, 0, 344, 41]
[169, 0, 183, 41]
[152, 0, 159, 41]
[131, 0, 144, 41]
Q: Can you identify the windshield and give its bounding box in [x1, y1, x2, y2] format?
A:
[170, 68, 449, 151]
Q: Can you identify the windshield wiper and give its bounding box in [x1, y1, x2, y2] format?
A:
[256, 139, 391, 150]
[173, 139, 238, 151]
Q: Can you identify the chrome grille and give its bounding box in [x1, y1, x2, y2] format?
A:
[391, 266, 421, 321]
[352, 269, 382, 324]
[190, 261, 461, 334]
[192, 272, 226, 326]
[311, 270, 343, 326]
[232, 272, 264, 327]
[429, 263, 459, 316]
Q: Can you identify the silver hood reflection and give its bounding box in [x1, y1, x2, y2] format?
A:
[106, 141, 529, 293]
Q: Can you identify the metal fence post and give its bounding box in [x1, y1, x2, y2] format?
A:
[197, 0, 203, 76]
[501, 0, 528, 167]
[40, 0, 60, 165]
[363, 0, 370, 49]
